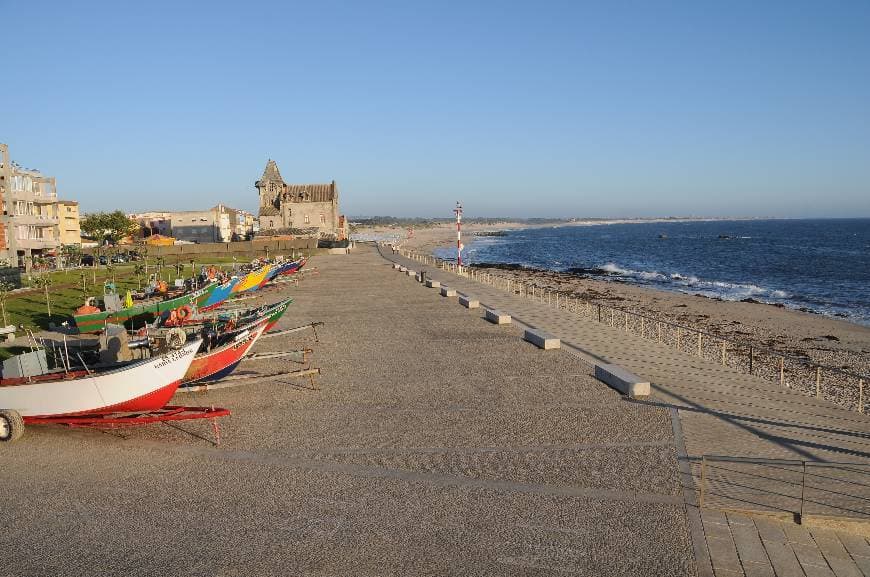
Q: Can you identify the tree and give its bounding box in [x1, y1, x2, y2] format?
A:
[137, 244, 150, 276]
[80, 211, 138, 245]
[92, 245, 103, 284]
[60, 244, 81, 270]
[134, 263, 145, 289]
[0, 280, 14, 326]
[30, 274, 53, 317]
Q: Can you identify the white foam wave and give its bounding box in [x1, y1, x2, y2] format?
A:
[597, 262, 790, 301]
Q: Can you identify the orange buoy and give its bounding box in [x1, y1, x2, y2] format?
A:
[176, 305, 192, 321]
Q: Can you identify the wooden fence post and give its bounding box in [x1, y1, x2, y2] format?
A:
[816, 367, 821, 398]
[779, 357, 785, 386]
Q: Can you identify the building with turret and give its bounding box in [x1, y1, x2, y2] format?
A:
[256, 160, 343, 239]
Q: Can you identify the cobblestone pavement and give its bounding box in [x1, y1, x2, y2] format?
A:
[384, 246, 870, 577]
[0, 247, 695, 576]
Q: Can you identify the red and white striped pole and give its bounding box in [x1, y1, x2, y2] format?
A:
[453, 201, 463, 271]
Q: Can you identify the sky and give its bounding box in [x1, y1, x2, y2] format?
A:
[2, 0, 869, 218]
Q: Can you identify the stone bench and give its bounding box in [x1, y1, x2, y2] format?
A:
[392, 263, 400, 270]
[399, 266, 407, 273]
[425, 279, 440, 288]
[459, 295, 479, 309]
[484, 309, 511, 325]
[440, 286, 457, 297]
[594, 363, 650, 398]
[523, 328, 560, 350]
[406, 269, 416, 277]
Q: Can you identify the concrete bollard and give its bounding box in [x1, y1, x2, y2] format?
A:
[459, 295, 479, 309]
[484, 309, 511, 325]
[392, 263, 400, 270]
[440, 286, 457, 297]
[523, 328, 560, 350]
[425, 279, 441, 288]
[594, 364, 650, 398]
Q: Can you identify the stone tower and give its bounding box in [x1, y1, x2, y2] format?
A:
[256, 159, 284, 214]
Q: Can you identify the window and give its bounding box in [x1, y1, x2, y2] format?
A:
[304, 215, 310, 224]
[320, 214, 325, 224]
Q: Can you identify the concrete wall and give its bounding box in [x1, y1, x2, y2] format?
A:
[143, 238, 317, 257]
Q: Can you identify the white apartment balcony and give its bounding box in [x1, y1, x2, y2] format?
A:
[11, 214, 59, 226]
[16, 237, 59, 250]
[9, 190, 58, 203]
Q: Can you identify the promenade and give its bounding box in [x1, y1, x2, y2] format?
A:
[383, 245, 870, 577]
[0, 246, 694, 576]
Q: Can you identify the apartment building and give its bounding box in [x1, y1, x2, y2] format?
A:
[0, 143, 62, 268]
[169, 209, 231, 243]
[132, 205, 253, 244]
[213, 204, 257, 240]
[57, 200, 82, 245]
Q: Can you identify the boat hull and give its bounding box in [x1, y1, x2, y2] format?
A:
[279, 258, 306, 276]
[199, 277, 240, 311]
[182, 322, 267, 385]
[0, 340, 201, 418]
[232, 265, 271, 294]
[256, 258, 303, 288]
[74, 282, 219, 333]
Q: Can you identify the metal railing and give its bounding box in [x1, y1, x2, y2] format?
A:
[699, 455, 870, 522]
[392, 245, 869, 414]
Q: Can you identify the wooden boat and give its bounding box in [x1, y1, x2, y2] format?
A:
[199, 277, 240, 312]
[279, 257, 306, 276]
[74, 282, 219, 334]
[0, 340, 200, 419]
[255, 260, 293, 289]
[232, 265, 272, 294]
[182, 320, 268, 385]
[230, 298, 292, 332]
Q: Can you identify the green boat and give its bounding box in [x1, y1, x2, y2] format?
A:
[73, 281, 219, 333]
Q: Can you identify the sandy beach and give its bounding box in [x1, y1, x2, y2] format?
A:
[379, 222, 870, 378]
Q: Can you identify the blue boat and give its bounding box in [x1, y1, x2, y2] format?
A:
[199, 277, 240, 311]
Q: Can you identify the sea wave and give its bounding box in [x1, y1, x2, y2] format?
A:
[596, 262, 790, 301]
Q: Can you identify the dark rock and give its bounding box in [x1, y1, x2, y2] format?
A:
[741, 298, 762, 304]
[473, 262, 539, 272]
[565, 267, 612, 276]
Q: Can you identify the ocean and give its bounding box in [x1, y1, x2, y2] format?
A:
[434, 219, 870, 326]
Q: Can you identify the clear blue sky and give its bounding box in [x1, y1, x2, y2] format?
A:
[3, 0, 869, 218]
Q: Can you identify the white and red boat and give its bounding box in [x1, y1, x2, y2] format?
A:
[0, 340, 201, 442]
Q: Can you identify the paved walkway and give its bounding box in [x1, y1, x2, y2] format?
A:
[1, 247, 695, 576]
[383, 246, 870, 577]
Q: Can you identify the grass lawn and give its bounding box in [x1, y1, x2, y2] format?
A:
[2, 258, 244, 332]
